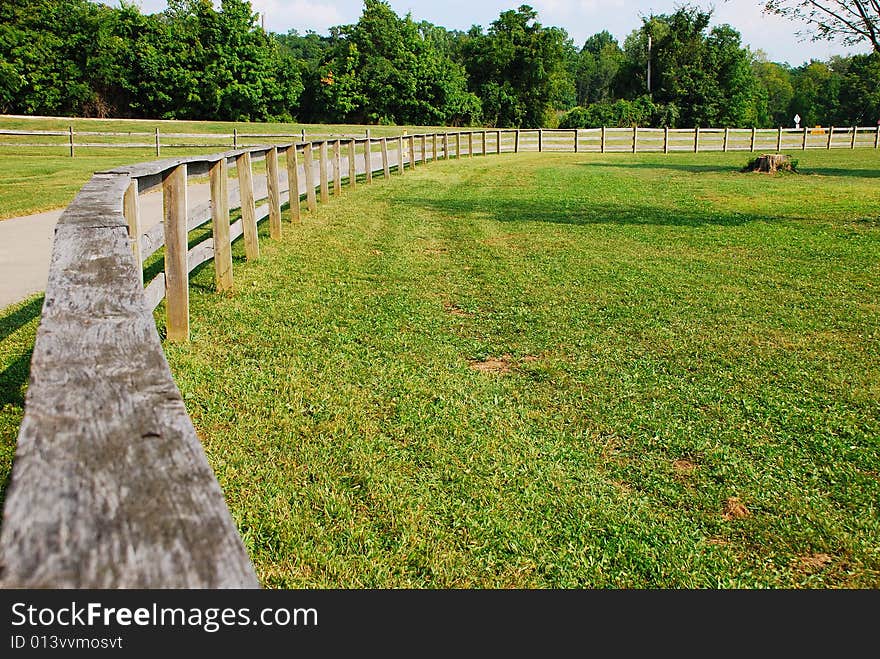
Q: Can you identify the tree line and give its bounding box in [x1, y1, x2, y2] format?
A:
[1, 0, 878, 129]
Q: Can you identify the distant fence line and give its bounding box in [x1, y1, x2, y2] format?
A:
[2, 125, 879, 157]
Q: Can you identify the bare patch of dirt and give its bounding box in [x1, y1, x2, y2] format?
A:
[469, 355, 513, 374]
[796, 553, 833, 574]
[444, 302, 473, 318]
[722, 496, 751, 521]
[673, 459, 697, 475]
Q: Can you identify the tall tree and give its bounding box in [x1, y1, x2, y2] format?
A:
[763, 1, 880, 53]
[462, 5, 568, 127]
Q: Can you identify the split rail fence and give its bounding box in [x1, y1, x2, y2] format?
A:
[1, 125, 878, 588]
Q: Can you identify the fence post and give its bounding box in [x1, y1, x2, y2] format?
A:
[875, 124, 879, 149]
[397, 136, 405, 173]
[303, 143, 317, 212]
[349, 139, 357, 188]
[723, 127, 729, 152]
[365, 138, 373, 184]
[123, 179, 142, 286]
[802, 126, 808, 150]
[233, 128, 238, 149]
[443, 133, 449, 160]
[408, 135, 416, 170]
[633, 126, 638, 154]
[301, 129, 306, 142]
[319, 142, 329, 202]
[432, 133, 438, 161]
[421, 134, 427, 163]
[333, 140, 342, 193]
[451, 132, 458, 159]
[481, 130, 486, 156]
[68, 126, 75, 158]
[468, 131, 473, 158]
[694, 126, 700, 153]
[850, 126, 857, 148]
[601, 126, 606, 153]
[209, 157, 233, 292]
[827, 126, 834, 149]
[236, 152, 260, 261]
[664, 126, 669, 154]
[496, 130, 501, 154]
[776, 126, 782, 152]
[381, 138, 390, 179]
[267, 146, 282, 239]
[750, 127, 756, 152]
[574, 129, 578, 153]
[538, 129, 543, 152]
[286, 146, 302, 223]
[162, 164, 189, 342]
[155, 128, 161, 158]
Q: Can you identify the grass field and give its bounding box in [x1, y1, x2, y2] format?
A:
[0, 115, 444, 219]
[1, 148, 878, 587]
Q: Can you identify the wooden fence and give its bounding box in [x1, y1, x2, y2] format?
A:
[1, 125, 878, 588]
[2, 125, 879, 156]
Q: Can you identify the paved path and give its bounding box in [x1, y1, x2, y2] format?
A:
[0, 142, 459, 311]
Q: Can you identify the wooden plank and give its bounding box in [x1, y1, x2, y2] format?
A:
[381, 138, 390, 179]
[443, 133, 449, 159]
[421, 134, 427, 164]
[802, 126, 808, 150]
[468, 131, 473, 157]
[408, 135, 416, 170]
[235, 152, 260, 261]
[776, 126, 782, 152]
[188, 238, 215, 273]
[482, 130, 486, 156]
[850, 126, 857, 148]
[573, 129, 578, 153]
[515, 129, 520, 153]
[496, 130, 501, 154]
[144, 272, 166, 311]
[123, 179, 143, 286]
[365, 139, 373, 183]
[827, 126, 834, 149]
[538, 129, 543, 152]
[155, 128, 161, 157]
[0, 171, 258, 588]
[455, 132, 461, 159]
[695, 126, 700, 153]
[349, 139, 357, 188]
[333, 140, 342, 194]
[162, 164, 189, 342]
[723, 127, 729, 152]
[875, 125, 879, 149]
[286, 146, 302, 223]
[319, 142, 330, 203]
[303, 143, 317, 211]
[209, 158, 233, 292]
[751, 127, 757, 152]
[663, 126, 669, 154]
[398, 136, 405, 173]
[633, 126, 638, 154]
[68, 126, 75, 158]
[266, 146, 282, 239]
[433, 133, 438, 161]
[601, 126, 606, 153]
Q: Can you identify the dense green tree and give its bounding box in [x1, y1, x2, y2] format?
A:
[575, 31, 624, 106]
[462, 5, 568, 127]
[752, 52, 795, 126]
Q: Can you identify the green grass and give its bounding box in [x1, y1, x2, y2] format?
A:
[0, 116, 447, 219]
[0, 295, 42, 519]
[146, 148, 880, 588]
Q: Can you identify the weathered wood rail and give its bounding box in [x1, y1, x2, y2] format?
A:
[1, 123, 877, 588]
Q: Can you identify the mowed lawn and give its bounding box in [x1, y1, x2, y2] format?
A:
[2, 149, 878, 587]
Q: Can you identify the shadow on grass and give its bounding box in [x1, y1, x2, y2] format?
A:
[0, 295, 43, 533]
[577, 160, 880, 179]
[399, 191, 758, 228]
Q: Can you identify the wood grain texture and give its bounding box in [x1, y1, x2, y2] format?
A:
[236, 152, 260, 261]
[319, 142, 330, 203]
[333, 140, 342, 194]
[303, 143, 317, 212]
[286, 146, 302, 223]
[348, 140, 357, 189]
[209, 158, 233, 292]
[381, 139, 390, 179]
[0, 173, 258, 588]
[162, 164, 189, 343]
[123, 180, 142, 286]
[364, 140, 373, 184]
[266, 146, 282, 239]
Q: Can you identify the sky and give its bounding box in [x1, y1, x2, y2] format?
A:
[130, 0, 874, 66]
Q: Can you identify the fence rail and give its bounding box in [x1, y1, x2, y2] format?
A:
[1, 125, 877, 588]
[2, 125, 878, 157]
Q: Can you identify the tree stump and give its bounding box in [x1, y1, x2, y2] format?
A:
[744, 154, 795, 173]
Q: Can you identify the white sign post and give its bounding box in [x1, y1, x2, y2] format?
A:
[794, 114, 801, 129]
